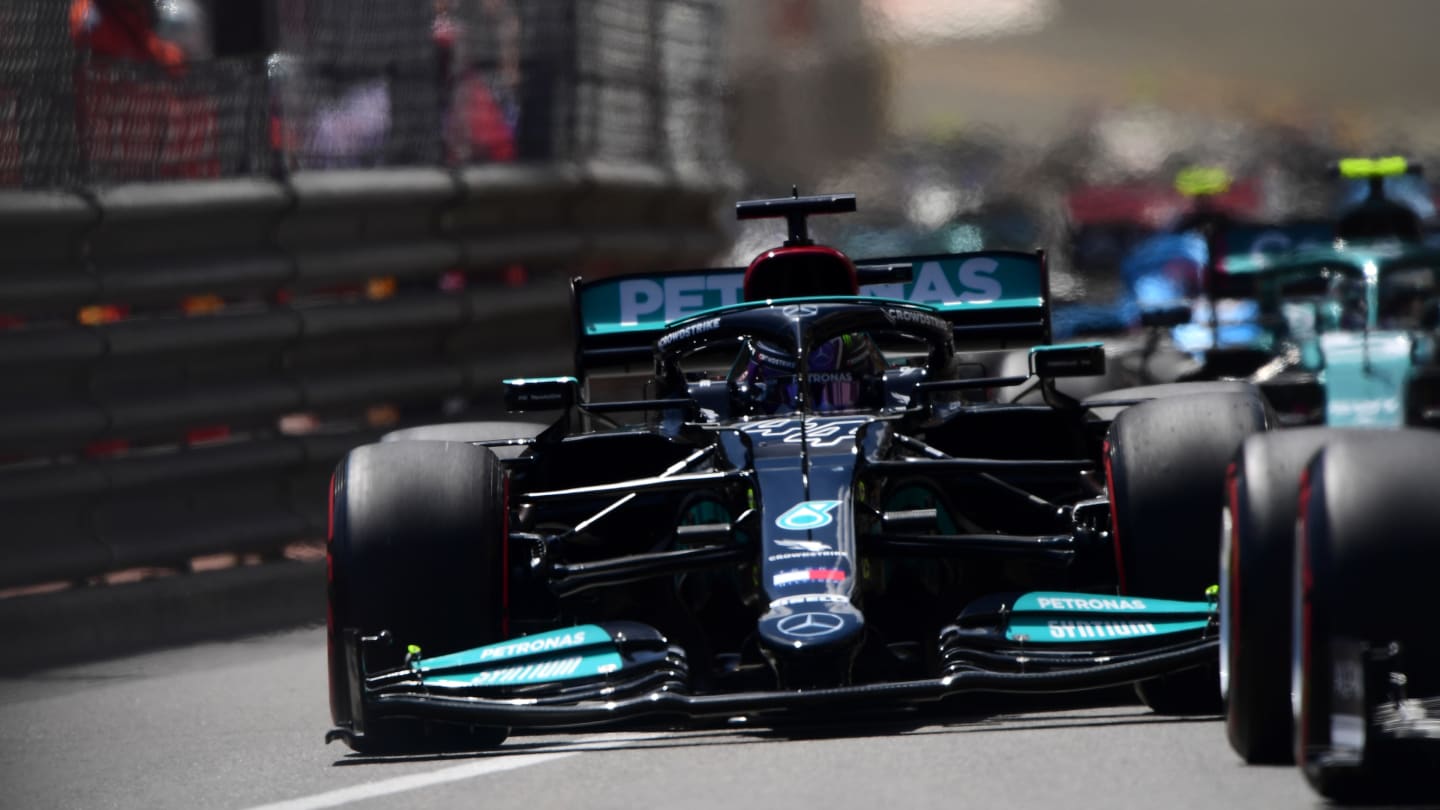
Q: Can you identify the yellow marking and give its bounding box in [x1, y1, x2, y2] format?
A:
[1175, 167, 1232, 197]
[1337, 156, 1408, 179]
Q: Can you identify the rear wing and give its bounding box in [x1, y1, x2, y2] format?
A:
[571, 250, 1050, 378]
[1218, 221, 1334, 263]
[1224, 244, 1440, 278]
[1211, 221, 1334, 298]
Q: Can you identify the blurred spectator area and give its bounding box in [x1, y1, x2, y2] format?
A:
[0, 0, 728, 188]
[725, 0, 888, 192]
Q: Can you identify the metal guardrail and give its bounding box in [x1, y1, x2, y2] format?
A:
[0, 0, 734, 592]
[0, 164, 730, 590]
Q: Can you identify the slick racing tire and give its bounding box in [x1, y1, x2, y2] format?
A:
[1295, 432, 1440, 802]
[1106, 389, 1271, 715]
[381, 420, 549, 460]
[328, 440, 509, 753]
[1222, 429, 1350, 764]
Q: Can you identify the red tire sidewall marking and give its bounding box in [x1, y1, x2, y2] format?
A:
[1103, 438, 1128, 594]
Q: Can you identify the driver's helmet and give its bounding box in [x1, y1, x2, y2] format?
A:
[730, 333, 884, 415]
[729, 243, 884, 414]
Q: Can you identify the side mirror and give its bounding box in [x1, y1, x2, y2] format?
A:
[504, 376, 581, 412]
[1030, 343, 1106, 378]
[1140, 304, 1194, 328]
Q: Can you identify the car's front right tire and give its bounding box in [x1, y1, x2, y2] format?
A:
[1105, 388, 1271, 714]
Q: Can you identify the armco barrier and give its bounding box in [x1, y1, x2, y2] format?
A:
[0, 164, 732, 591]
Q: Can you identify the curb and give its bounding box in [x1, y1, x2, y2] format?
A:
[0, 561, 324, 675]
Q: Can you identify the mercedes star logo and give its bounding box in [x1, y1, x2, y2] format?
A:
[776, 611, 845, 638]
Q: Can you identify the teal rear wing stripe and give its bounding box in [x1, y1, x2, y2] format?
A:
[571, 250, 1050, 376]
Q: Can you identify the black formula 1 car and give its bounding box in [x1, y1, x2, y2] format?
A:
[325, 193, 1275, 753]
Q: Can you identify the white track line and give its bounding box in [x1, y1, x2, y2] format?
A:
[243, 752, 576, 810]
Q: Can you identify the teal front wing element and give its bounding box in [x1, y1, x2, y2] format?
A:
[1010, 592, 1213, 615]
[1005, 591, 1214, 644]
[1007, 617, 1212, 643]
[578, 253, 1045, 336]
[421, 649, 625, 688]
[414, 624, 624, 688]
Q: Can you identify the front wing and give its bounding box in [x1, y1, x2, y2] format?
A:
[327, 604, 1218, 746]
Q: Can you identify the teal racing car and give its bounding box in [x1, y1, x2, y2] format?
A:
[1216, 158, 1440, 801]
[1216, 242, 1440, 427]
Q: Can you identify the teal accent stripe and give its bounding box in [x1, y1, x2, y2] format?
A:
[1005, 592, 1214, 643]
[1010, 592, 1213, 616]
[1007, 617, 1211, 643]
[416, 624, 612, 672]
[421, 650, 624, 688]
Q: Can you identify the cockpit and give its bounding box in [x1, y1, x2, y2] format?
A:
[728, 333, 888, 416]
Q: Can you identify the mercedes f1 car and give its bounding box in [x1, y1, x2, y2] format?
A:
[325, 193, 1274, 754]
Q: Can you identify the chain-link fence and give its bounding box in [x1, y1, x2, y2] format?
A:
[74, 57, 272, 183]
[0, 0, 80, 187]
[0, 0, 728, 188]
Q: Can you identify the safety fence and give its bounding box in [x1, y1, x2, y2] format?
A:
[0, 0, 734, 591]
[0, 165, 732, 591]
[2, 0, 727, 186]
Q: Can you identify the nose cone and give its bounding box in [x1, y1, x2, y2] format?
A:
[758, 599, 865, 653]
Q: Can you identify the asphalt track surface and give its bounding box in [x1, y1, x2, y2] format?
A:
[0, 626, 1347, 810]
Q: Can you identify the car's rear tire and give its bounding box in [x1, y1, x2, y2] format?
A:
[327, 440, 510, 753]
[1106, 389, 1270, 714]
[381, 421, 549, 460]
[1295, 431, 1440, 802]
[1222, 428, 1348, 764]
